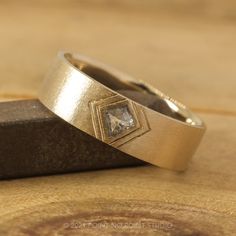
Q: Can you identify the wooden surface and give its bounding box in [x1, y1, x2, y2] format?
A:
[0, 1, 236, 235]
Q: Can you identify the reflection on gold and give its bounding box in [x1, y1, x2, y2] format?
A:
[54, 71, 91, 121]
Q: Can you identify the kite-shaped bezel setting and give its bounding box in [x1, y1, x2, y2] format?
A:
[90, 95, 150, 147]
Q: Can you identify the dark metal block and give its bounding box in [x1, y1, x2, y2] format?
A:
[0, 99, 144, 180]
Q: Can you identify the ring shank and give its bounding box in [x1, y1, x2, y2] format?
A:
[65, 53, 203, 127]
[39, 52, 206, 171]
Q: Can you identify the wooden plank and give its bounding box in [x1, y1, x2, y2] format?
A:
[0, 113, 235, 235]
[0, 2, 236, 112]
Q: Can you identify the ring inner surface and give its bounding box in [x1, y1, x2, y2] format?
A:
[66, 54, 202, 126]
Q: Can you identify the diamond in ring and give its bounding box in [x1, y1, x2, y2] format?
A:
[103, 105, 136, 137]
[90, 95, 150, 147]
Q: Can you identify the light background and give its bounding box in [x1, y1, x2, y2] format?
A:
[0, 0, 235, 112]
[0, 1, 235, 235]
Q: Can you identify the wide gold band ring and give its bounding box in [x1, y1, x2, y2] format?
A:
[39, 52, 206, 171]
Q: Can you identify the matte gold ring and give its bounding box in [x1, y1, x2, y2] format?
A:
[39, 52, 206, 171]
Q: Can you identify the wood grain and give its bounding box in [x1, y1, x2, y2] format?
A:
[0, 1, 236, 112]
[0, 1, 235, 235]
[0, 114, 235, 235]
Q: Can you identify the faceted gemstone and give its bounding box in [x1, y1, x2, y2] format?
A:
[104, 105, 135, 137]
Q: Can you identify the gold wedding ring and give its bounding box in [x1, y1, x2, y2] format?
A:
[39, 52, 206, 171]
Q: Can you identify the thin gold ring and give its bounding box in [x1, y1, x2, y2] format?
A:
[39, 52, 206, 171]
